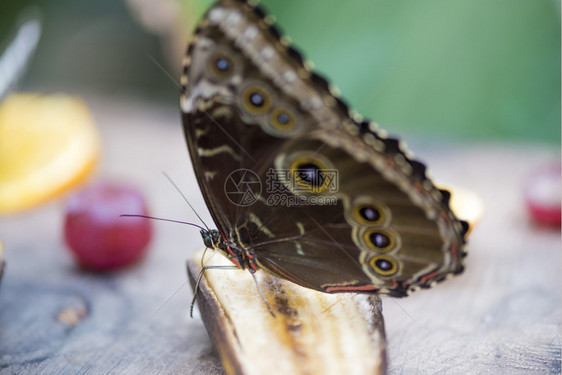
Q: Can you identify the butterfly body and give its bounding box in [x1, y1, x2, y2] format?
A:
[182, 0, 468, 297]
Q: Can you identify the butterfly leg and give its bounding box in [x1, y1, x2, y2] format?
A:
[199, 246, 210, 269]
[249, 270, 276, 318]
[190, 264, 239, 318]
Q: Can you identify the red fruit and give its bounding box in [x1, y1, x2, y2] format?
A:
[64, 182, 153, 270]
[524, 165, 561, 228]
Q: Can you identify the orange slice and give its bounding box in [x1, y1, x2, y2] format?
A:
[0, 93, 100, 214]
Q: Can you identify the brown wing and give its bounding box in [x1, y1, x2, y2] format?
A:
[180, 0, 350, 237]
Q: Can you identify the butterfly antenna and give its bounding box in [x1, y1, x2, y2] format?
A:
[250, 271, 276, 318]
[120, 214, 206, 231]
[162, 172, 210, 231]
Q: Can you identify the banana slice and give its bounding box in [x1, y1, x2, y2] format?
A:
[187, 253, 387, 375]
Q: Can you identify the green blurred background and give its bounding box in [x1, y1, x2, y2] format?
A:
[1, 0, 560, 144]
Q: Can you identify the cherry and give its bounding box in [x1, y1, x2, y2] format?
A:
[64, 182, 153, 270]
[524, 165, 561, 228]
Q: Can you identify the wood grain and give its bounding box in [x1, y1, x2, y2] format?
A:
[0, 96, 559, 374]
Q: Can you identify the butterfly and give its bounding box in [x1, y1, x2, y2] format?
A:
[180, 0, 469, 298]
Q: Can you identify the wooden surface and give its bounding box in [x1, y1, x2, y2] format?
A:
[0, 95, 560, 374]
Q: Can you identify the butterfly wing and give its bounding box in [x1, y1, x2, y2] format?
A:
[248, 131, 467, 296]
[181, 0, 348, 237]
[181, 0, 468, 296]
